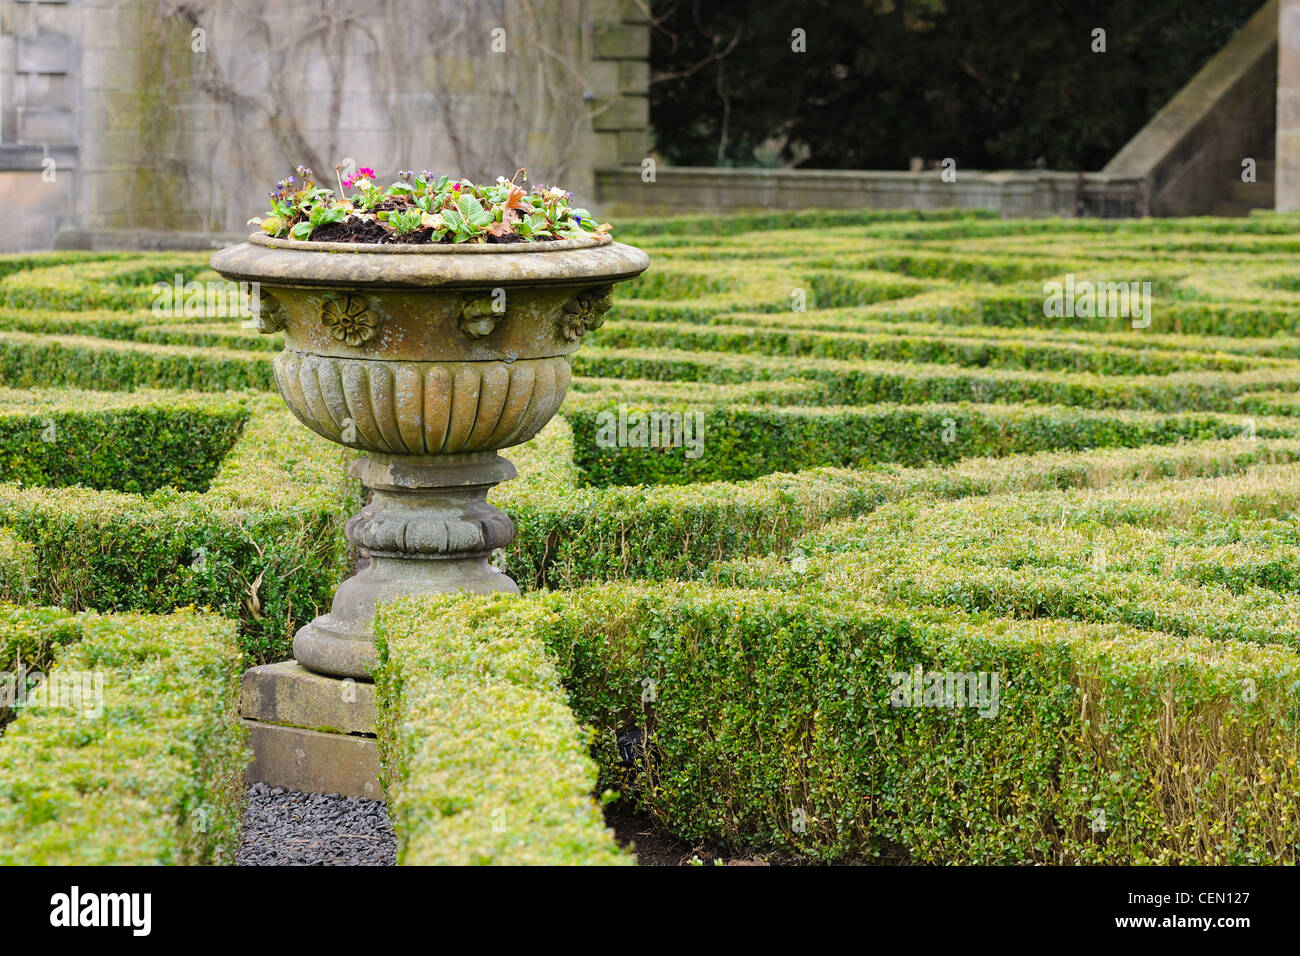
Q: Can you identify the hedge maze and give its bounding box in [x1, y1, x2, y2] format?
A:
[5, 209, 1300, 862]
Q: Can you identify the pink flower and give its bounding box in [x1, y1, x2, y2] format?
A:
[342, 166, 377, 190]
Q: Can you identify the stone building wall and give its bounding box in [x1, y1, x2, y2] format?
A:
[1278, 0, 1300, 208]
[0, 0, 650, 250]
[0, 0, 78, 249]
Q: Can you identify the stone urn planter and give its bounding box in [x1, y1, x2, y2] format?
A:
[211, 233, 648, 680]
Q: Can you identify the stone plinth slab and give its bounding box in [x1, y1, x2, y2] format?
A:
[240, 660, 376, 735]
[243, 721, 382, 800]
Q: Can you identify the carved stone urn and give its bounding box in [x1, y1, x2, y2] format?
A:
[211, 234, 648, 680]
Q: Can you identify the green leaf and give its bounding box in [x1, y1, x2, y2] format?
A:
[290, 221, 314, 240]
[390, 209, 422, 234]
[458, 194, 493, 228]
[311, 205, 346, 227]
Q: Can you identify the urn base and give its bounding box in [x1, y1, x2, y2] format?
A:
[295, 451, 520, 680]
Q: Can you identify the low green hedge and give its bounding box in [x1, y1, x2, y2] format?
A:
[373, 596, 629, 866]
[0, 388, 250, 493]
[0, 530, 33, 603]
[0, 307, 279, 354]
[0, 331, 274, 392]
[800, 270, 928, 308]
[0, 603, 81, 732]
[697, 299, 1300, 363]
[498, 419, 1300, 589]
[570, 374, 824, 406]
[566, 400, 1285, 486]
[972, 292, 1300, 337]
[455, 583, 1300, 864]
[709, 459, 1300, 649]
[0, 306, 152, 340]
[1232, 389, 1300, 417]
[0, 604, 247, 864]
[0, 255, 212, 311]
[0, 391, 357, 662]
[572, 345, 1300, 414]
[593, 318, 1263, 375]
[133, 322, 280, 353]
[0, 603, 80, 673]
[0, 251, 142, 281]
[720, 547, 1300, 652]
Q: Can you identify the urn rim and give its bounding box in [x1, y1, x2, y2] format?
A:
[210, 235, 649, 290]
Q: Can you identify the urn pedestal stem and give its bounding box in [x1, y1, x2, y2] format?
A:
[293, 451, 519, 680]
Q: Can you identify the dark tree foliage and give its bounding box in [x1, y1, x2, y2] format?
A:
[650, 0, 1265, 170]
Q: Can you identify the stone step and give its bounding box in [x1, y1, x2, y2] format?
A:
[243, 721, 382, 800]
[240, 660, 381, 800]
[1229, 179, 1275, 203]
[240, 659, 375, 735]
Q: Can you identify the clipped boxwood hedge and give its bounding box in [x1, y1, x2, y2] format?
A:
[435, 584, 1300, 864]
[0, 255, 212, 311]
[0, 529, 33, 604]
[0, 390, 358, 663]
[565, 399, 1283, 486]
[497, 416, 1300, 589]
[593, 317, 1263, 375]
[0, 331, 274, 392]
[0, 602, 81, 733]
[0, 604, 247, 864]
[572, 345, 1300, 415]
[0, 388, 250, 493]
[3, 223, 1300, 868]
[712, 459, 1300, 651]
[373, 595, 629, 866]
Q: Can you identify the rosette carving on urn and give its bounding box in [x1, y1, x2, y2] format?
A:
[320, 293, 379, 346]
[558, 285, 614, 342]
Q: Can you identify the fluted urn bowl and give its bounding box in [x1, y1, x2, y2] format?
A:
[211, 232, 649, 678]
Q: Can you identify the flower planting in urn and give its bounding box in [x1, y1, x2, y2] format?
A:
[211, 168, 648, 679]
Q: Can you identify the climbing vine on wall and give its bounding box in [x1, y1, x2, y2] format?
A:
[134, 0, 609, 232]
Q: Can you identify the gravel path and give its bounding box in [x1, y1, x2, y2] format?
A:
[237, 783, 396, 866]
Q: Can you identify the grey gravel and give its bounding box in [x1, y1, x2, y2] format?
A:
[237, 782, 396, 866]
